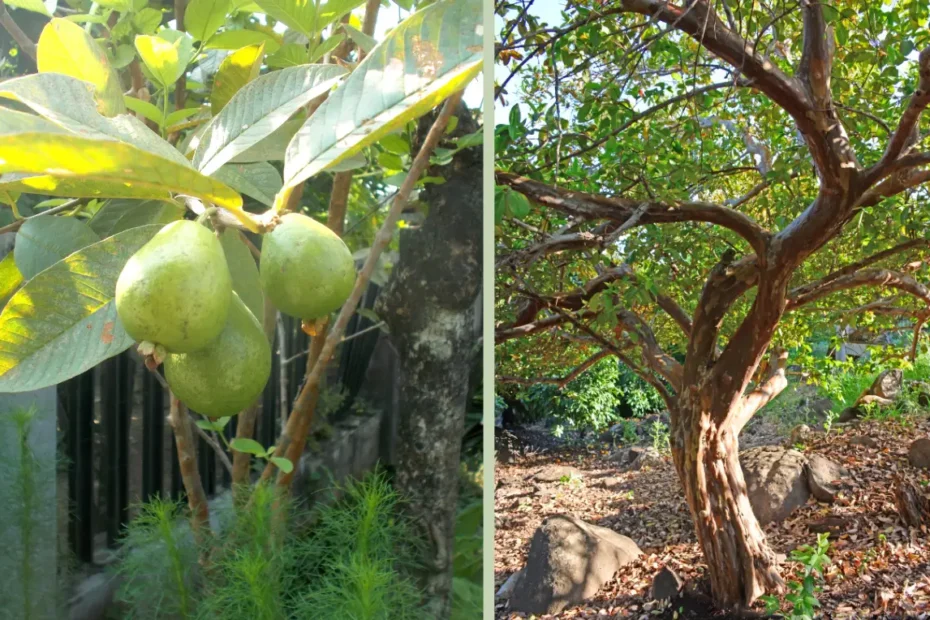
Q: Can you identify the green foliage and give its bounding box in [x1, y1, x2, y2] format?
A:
[762, 533, 831, 620]
[115, 472, 425, 620]
[615, 363, 665, 419]
[520, 357, 621, 431]
[649, 420, 670, 456]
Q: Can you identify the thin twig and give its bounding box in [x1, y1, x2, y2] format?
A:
[0, 0, 36, 62]
[167, 394, 212, 558]
[261, 90, 466, 487]
[0, 199, 84, 235]
[191, 420, 234, 477]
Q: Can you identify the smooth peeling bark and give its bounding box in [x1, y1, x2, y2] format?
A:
[671, 398, 784, 608]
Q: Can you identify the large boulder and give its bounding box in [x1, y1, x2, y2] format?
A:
[865, 369, 904, 401]
[740, 446, 810, 525]
[509, 515, 641, 614]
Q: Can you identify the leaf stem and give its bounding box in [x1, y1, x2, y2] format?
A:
[0, 0, 36, 62]
[0, 199, 84, 235]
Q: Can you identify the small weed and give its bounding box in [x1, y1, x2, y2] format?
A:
[649, 420, 670, 455]
[762, 533, 831, 620]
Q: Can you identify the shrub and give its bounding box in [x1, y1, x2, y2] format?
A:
[519, 357, 621, 430]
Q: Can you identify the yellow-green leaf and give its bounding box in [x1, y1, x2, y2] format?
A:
[308, 33, 345, 63]
[135, 31, 194, 90]
[218, 228, 263, 321]
[37, 18, 125, 116]
[252, 0, 317, 38]
[282, 0, 482, 193]
[0, 133, 253, 228]
[185, 0, 233, 42]
[0, 225, 162, 392]
[316, 0, 365, 30]
[0, 253, 24, 309]
[124, 95, 165, 126]
[5, 0, 56, 16]
[211, 43, 265, 115]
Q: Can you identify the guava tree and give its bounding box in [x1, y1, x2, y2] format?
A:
[0, 0, 481, 611]
[496, 0, 930, 608]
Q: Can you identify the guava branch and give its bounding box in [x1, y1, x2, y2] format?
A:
[0, 0, 36, 62]
[498, 349, 610, 388]
[261, 90, 466, 487]
[733, 347, 788, 431]
[167, 394, 212, 553]
[496, 171, 770, 256]
[0, 199, 84, 235]
[786, 268, 930, 310]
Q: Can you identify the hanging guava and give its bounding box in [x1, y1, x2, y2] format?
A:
[259, 213, 356, 319]
[115, 219, 233, 352]
[164, 293, 271, 418]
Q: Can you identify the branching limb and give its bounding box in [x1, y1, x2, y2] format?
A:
[733, 347, 788, 432]
[498, 350, 610, 388]
[496, 171, 770, 255]
[865, 46, 930, 185]
[797, 0, 834, 107]
[787, 268, 930, 310]
[496, 309, 597, 343]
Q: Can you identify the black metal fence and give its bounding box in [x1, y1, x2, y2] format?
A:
[57, 281, 382, 565]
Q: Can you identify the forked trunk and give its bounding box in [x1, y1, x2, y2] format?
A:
[671, 403, 784, 608]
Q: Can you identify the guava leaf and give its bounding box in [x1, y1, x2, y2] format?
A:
[88, 199, 185, 237]
[206, 29, 282, 53]
[211, 43, 265, 115]
[270, 456, 293, 473]
[282, 0, 483, 192]
[229, 437, 266, 456]
[0, 253, 23, 308]
[0, 73, 191, 166]
[193, 64, 347, 175]
[219, 228, 264, 322]
[37, 18, 125, 116]
[0, 225, 162, 392]
[213, 162, 282, 207]
[14, 216, 101, 280]
[185, 0, 232, 42]
[5, 0, 57, 16]
[0, 132, 246, 218]
[252, 0, 317, 38]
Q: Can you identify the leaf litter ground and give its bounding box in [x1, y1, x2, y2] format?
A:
[495, 419, 930, 619]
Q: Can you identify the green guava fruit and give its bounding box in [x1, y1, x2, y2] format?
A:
[164, 294, 271, 418]
[259, 213, 356, 319]
[115, 220, 232, 353]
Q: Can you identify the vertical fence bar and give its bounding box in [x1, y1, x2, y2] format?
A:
[65, 369, 94, 564]
[141, 370, 164, 502]
[101, 353, 131, 547]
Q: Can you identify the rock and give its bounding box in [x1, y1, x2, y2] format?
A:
[810, 398, 835, 416]
[907, 438, 930, 469]
[864, 369, 904, 401]
[837, 406, 864, 423]
[789, 424, 813, 445]
[806, 455, 847, 502]
[849, 435, 878, 449]
[534, 465, 583, 482]
[496, 569, 523, 600]
[651, 566, 684, 601]
[740, 446, 810, 525]
[910, 381, 930, 408]
[607, 446, 663, 471]
[509, 515, 641, 615]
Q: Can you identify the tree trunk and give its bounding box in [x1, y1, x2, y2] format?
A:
[376, 104, 482, 618]
[671, 400, 784, 609]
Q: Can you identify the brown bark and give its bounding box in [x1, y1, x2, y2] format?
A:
[167, 394, 211, 558]
[671, 401, 784, 608]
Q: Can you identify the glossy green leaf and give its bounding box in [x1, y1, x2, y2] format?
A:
[0, 108, 66, 135]
[308, 33, 345, 63]
[252, 0, 317, 38]
[88, 199, 185, 237]
[317, 0, 365, 30]
[193, 64, 347, 175]
[228, 118, 302, 163]
[283, 0, 483, 191]
[14, 216, 101, 280]
[124, 95, 165, 126]
[0, 73, 190, 166]
[342, 23, 376, 55]
[265, 43, 308, 69]
[211, 43, 265, 115]
[229, 437, 266, 456]
[218, 228, 264, 321]
[206, 29, 282, 53]
[36, 18, 125, 116]
[185, 0, 232, 42]
[213, 162, 283, 207]
[270, 456, 293, 473]
[0, 133, 245, 215]
[0, 225, 161, 392]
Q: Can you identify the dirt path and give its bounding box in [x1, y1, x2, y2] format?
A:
[495, 420, 930, 618]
